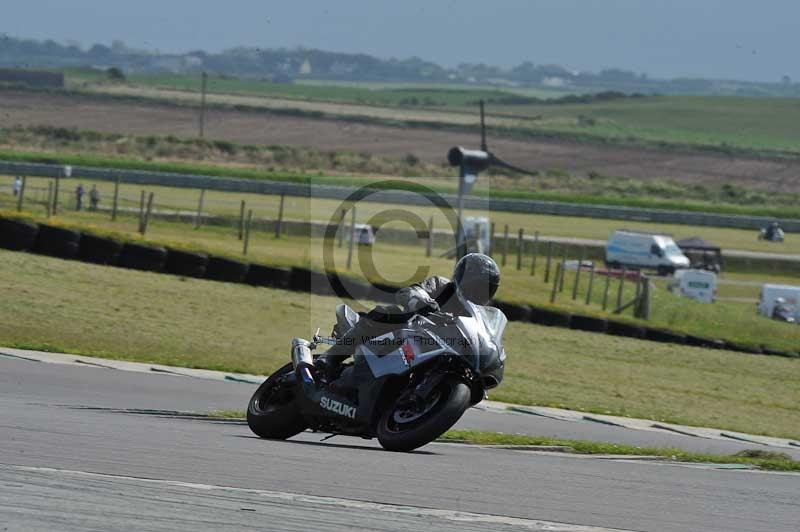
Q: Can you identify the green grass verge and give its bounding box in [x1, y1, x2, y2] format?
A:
[2, 205, 799, 353]
[0, 248, 798, 440]
[440, 430, 800, 472]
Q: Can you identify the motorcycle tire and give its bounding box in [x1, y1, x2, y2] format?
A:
[247, 362, 308, 440]
[377, 376, 470, 452]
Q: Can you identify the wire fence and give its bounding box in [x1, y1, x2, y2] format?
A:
[2, 160, 799, 232]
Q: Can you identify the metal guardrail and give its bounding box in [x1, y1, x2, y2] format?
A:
[2, 160, 799, 231]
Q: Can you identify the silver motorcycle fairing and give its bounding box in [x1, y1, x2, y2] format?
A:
[357, 301, 507, 381]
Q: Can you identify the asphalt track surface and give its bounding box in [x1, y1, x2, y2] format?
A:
[2, 357, 798, 532]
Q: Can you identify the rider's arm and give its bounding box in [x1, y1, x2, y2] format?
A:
[395, 276, 450, 312]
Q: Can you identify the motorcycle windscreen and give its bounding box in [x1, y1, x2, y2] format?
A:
[467, 302, 507, 374]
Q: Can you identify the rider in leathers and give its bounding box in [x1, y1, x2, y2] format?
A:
[317, 253, 501, 390]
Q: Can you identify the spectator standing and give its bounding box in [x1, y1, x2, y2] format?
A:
[89, 185, 100, 211]
[12, 176, 22, 197]
[75, 184, 85, 211]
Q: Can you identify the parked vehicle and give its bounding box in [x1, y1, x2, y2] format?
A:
[605, 230, 690, 275]
[347, 224, 375, 246]
[667, 269, 717, 303]
[247, 301, 508, 452]
[758, 284, 800, 323]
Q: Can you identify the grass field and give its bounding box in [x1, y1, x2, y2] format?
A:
[65, 69, 569, 108]
[3, 174, 799, 256]
[487, 95, 800, 155]
[4, 126, 800, 216]
[3, 201, 799, 352]
[1, 249, 798, 440]
[67, 71, 800, 158]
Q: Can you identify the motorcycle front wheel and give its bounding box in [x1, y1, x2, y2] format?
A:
[377, 376, 470, 452]
[247, 362, 308, 440]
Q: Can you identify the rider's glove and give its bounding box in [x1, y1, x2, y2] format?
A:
[405, 291, 439, 314]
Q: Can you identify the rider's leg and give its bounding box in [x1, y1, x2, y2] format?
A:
[317, 315, 396, 380]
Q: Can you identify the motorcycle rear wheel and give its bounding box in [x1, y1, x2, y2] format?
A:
[247, 363, 308, 440]
[377, 376, 470, 452]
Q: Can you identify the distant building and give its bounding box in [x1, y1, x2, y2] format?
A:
[0, 69, 64, 88]
[299, 59, 312, 75]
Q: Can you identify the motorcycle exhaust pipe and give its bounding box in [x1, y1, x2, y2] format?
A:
[291, 338, 316, 386]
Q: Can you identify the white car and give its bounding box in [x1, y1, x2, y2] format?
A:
[606, 230, 690, 275]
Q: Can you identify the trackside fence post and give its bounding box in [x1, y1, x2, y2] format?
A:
[338, 208, 346, 248]
[140, 192, 154, 235]
[502, 225, 509, 266]
[585, 263, 596, 305]
[530, 231, 539, 276]
[46, 181, 53, 218]
[616, 268, 627, 310]
[111, 177, 120, 221]
[243, 209, 254, 255]
[16, 176, 26, 212]
[572, 247, 585, 300]
[550, 263, 561, 303]
[138, 190, 146, 233]
[194, 189, 205, 229]
[426, 216, 434, 257]
[238, 200, 246, 240]
[275, 193, 285, 239]
[53, 170, 60, 215]
[347, 206, 356, 270]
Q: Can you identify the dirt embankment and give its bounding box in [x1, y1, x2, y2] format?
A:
[2, 90, 800, 192]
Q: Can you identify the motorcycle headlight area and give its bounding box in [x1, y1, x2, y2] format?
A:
[479, 306, 508, 339]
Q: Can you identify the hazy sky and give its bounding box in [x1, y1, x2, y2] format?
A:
[4, 0, 797, 82]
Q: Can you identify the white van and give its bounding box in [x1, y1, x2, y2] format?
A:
[668, 269, 717, 303]
[606, 230, 690, 275]
[758, 284, 800, 320]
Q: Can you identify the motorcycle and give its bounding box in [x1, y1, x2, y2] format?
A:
[772, 303, 797, 324]
[247, 301, 507, 452]
[758, 227, 785, 242]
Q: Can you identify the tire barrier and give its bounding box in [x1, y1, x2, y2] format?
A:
[165, 249, 209, 278]
[289, 267, 335, 295]
[119, 242, 167, 272]
[605, 320, 646, 339]
[327, 272, 371, 301]
[570, 314, 609, 333]
[761, 347, 799, 358]
[0, 218, 39, 251]
[491, 301, 531, 322]
[685, 335, 725, 349]
[644, 328, 687, 345]
[530, 307, 572, 328]
[367, 282, 400, 304]
[205, 256, 249, 284]
[78, 234, 123, 266]
[245, 264, 291, 289]
[33, 225, 81, 260]
[722, 342, 762, 355]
